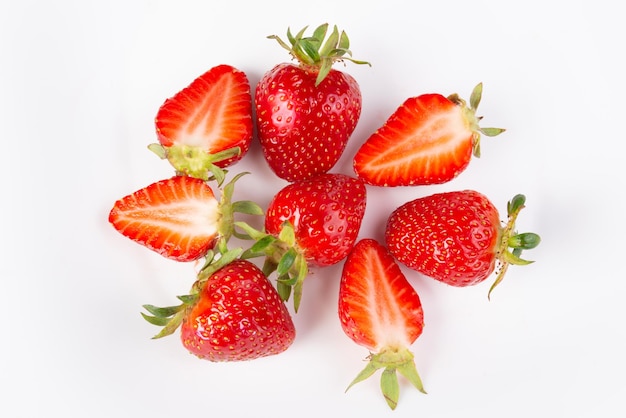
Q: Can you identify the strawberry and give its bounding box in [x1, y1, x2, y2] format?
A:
[109, 173, 262, 262]
[353, 83, 505, 186]
[338, 238, 426, 410]
[255, 24, 370, 182]
[237, 173, 367, 311]
[180, 259, 296, 361]
[385, 190, 541, 298]
[141, 256, 296, 362]
[150, 64, 253, 183]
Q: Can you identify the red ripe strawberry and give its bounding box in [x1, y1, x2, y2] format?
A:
[338, 238, 426, 410]
[385, 190, 540, 298]
[109, 174, 260, 262]
[353, 83, 505, 186]
[151, 64, 253, 181]
[255, 24, 370, 182]
[180, 259, 296, 362]
[237, 173, 367, 311]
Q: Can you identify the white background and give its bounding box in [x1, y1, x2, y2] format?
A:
[1, 1, 624, 416]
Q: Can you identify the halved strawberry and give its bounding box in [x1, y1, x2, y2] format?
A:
[151, 64, 253, 181]
[353, 83, 504, 186]
[338, 238, 426, 410]
[108, 174, 261, 262]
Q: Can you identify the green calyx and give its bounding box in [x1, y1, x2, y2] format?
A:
[489, 194, 541, 299]
[148, 143, 241, 186]
[268, 23, 370, 86]
[236, 220, 308, 313]
[217, 171, 265, 243]
[346, 347, 426, 410]
[447, 83, 506, 158]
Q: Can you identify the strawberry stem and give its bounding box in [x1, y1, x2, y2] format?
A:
[448, 83, 506, 159]
[489, 194, 541, 299]
[148, 143, 241, 185]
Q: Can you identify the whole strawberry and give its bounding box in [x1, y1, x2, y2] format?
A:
[353, 83, 504, 186]
[385, 190, 540, 298]
[255, 24, 370, 182]
[339, 239, 426, 410]
[180, 259, 296, 361]
[238, 173, 367, 311]
[142, 257, 296, 362]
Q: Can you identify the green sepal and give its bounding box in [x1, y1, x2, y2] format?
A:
[345, 347, 425, 410]
[234, 221, 267, 241]
[346, 361, 380, 392]
[231, 200, 264, 216]
[140, 313, 170, 327]
[142, 304, 183, 318]
[267, 23, 370, 86]
[276, 275, 293, 302]
[242, 235, 276, 258]
[381, 368, 400, 410]
[277, 248, 297, 277]
[292, 254, 308, 313]
[278, 221, 296, 247]
[469, 82, 483, 111]
[480, 127, 506, 137]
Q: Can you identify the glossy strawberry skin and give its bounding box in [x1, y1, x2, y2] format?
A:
[264, 173, 367, 266]
[339, 239, 424, 352]
[108, 176, 220, 262]
[385, 190, 501, 286]
[180, 259, 296, 362]
[255, 63, 362, 182]
[155, 64, 253, 168]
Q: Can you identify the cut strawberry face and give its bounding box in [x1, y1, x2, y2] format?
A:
[353, 83, 504, 187]
[109, 176, 220, 262]
[339, 239, 426, 410]
[152, 64, 253, 180]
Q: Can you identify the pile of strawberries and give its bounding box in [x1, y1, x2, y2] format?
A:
[108, 24, 540, 410]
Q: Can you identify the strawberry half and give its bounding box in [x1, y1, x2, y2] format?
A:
[338, 238, 426, 410]
[385, 190, 541, 298]
[151, 64, 253, 182]
[353, 83, 504, 186]
[109, 174, 261, 262]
